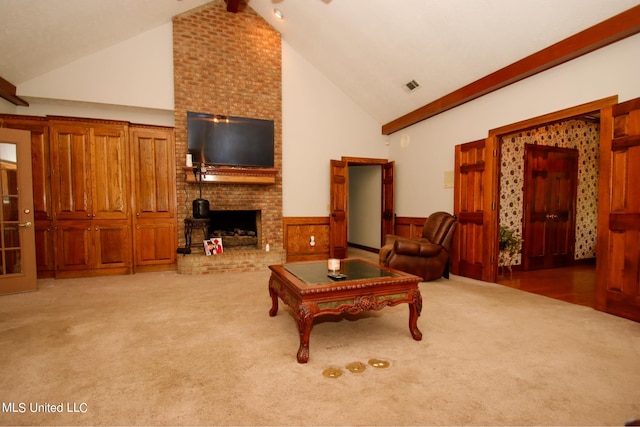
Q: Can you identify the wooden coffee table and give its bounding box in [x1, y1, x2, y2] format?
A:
[268, 258, 423, 363]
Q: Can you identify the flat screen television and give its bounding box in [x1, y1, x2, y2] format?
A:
[187, 111, 275, 168]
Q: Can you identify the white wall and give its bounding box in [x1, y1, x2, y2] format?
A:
[281, 41, 389, 217]
[18, 23, 175, 123]
[388, 33, 640, 217]
[0, 99, 17, 114]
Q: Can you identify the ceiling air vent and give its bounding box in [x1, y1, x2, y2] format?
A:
[403, 79, 421, 93]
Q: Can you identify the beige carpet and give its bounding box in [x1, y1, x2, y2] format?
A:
[0, 266, 639, 426]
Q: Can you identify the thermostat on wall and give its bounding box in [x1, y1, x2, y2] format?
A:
[444, 170, 454, 189]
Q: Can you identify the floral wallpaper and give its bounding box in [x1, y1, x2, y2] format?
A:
[499, 119, 599, 266]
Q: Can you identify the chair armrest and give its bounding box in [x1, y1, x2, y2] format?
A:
[379, 244, 394, 265]
[393, 239, 443, 257]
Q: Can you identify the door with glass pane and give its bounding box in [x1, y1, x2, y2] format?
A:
[0, 128, 36, 294]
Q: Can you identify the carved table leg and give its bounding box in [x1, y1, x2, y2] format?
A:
[408, 288, 423, 341]
[268, 278, 279, 317]
[296, 303, 314, 363]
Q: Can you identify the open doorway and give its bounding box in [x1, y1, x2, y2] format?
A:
[495, 116, 599, 307]
[498, 117, 599, 268]
[329, 157, 393, 259]
[348, 164, 382, 251]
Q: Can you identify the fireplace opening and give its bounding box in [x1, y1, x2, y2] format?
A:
[209, 210, 260, 248]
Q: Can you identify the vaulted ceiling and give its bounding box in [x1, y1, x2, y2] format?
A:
[1, 0, 639, 127]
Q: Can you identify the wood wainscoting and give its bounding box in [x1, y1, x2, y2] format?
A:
[391, 216, 427, 239]
[283, 217, 330, 262]
[284, 216, 427, 262]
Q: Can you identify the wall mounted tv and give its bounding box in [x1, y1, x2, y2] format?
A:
[187, 111, 275, 168]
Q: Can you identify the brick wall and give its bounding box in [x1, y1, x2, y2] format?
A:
[173, 0, 284, 272]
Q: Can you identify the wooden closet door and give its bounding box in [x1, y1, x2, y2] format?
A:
[50, 124, 92, 220]
[91, 124, 129, 220]
[381, 161, 395, 244]
[452, 138, 499, 282]
[522, 145, 578, 270]
[596, 97, 640, 322]
[93, 220, 131, 269]
[130, 126, 176, 268]
[55, 221, 93, 271]
[329, 159, 348, 259]
[130, 127, 175, 219]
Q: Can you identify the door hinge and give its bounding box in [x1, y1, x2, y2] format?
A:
[493, 149, 498, 157]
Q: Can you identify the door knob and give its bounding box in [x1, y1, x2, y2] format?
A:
[18, 221, 32, 228]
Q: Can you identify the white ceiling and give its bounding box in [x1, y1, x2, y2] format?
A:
[1, 0, 638, 124]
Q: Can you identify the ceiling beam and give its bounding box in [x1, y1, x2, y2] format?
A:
[0, 76, 29, 107]
[225, 0, 240, 13]
[382, 4, 640, 135]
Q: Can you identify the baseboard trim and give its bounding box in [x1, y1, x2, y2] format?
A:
[348, 242, 378, 253]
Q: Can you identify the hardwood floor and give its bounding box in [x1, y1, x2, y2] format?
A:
[496, 263, 596, 308]
[349, 246, 597, 309]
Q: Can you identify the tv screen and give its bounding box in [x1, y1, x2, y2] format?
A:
[187, 112, 275, 168]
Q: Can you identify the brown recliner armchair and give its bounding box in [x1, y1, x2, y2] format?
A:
[379, 212, 458, 281]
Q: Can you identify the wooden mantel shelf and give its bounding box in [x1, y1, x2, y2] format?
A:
[183, 166, 277, 185]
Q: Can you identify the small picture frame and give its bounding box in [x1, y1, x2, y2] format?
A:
[203, 238, 224, 256]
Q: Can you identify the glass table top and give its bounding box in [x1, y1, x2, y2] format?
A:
[283, 259, 399, 286]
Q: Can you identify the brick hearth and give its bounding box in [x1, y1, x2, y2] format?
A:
[177, 247, 286, 275]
